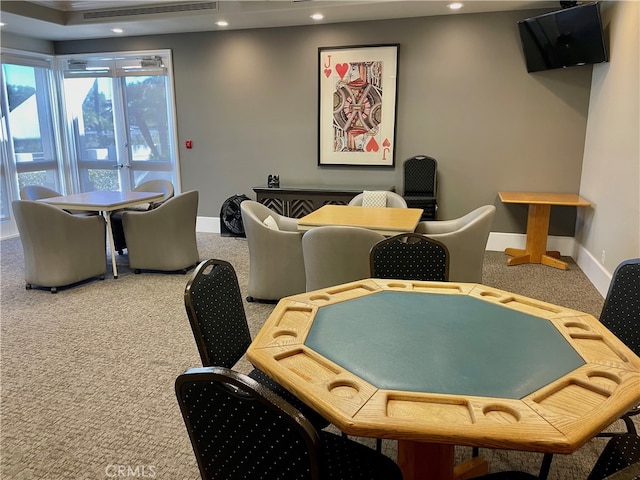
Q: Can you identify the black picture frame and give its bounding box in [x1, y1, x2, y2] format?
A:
[318, 44, 400, 167]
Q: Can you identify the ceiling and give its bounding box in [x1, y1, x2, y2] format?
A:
[0, 0, 560, 42]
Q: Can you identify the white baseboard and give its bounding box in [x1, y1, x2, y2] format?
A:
[196, 219, 609, 297]
[197, 216, 220, 233]
[574, 244, 612, 298]
[486, 232, 609, 298]
[486, 232, 577, 256]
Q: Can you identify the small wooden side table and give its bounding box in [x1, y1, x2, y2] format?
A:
[498, 191, 591, 270]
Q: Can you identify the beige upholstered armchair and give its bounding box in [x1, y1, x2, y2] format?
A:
[20, 185, 61, 200]
[111, 179, 175, 254]
[302, 226, 385, 292]
[348, 191, 408, 208]
[240, 200, 306, 302]
[12, 200, 107, 293]
[414, 205, 495, 283]
[20, 185, 94, 216]
[121, 190, 199, 274]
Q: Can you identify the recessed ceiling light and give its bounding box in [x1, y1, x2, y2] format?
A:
[310, 13, 324, 21]
[111, 28, 123, 34]
[447, 2, 464, 10]
[216, 20, 229, 27]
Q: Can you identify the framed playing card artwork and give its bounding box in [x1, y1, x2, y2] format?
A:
[318, 44, 399, 167]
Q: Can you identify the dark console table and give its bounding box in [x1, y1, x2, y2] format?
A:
[253, 185, 395, 218]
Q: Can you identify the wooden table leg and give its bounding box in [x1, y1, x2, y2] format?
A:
[454, 456, 489, 480]
[398, 440, 455, 480]
[504, 203, 569, 270]
[541, 254, 569, 270]
[524, 204, 551, 263]
[397, 440, 488, 480]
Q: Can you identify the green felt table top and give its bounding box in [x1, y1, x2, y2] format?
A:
[305, 291, 585, 399]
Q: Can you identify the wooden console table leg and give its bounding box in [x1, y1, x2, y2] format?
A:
[506, 252, 531, 266]
[505, 203, 560, 268]
[541, 254, 569, 270]
[504, 248, 526, 257]
[524, 203, 551, 263]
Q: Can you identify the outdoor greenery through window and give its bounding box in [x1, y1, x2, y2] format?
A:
[0, 49, 179, 238]
[61, 52, 178, 193]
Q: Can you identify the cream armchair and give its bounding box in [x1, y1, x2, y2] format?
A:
[414, 205, 495, 283]
[12, 200, 107, 293]
[121, 190, 199, 274]
[348, 191, 408, 208]
[240, 200, 306, 302]
[111, 179, 175, 254]
[302, 226, 385, 292]
[20, 185, 94, 216]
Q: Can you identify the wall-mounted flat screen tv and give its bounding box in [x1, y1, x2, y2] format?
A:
[518, 2, 608, 73]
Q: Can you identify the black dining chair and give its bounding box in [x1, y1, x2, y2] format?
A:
[470, 433, 640, 480]
[370, 232, 449, 281]
[368, 232, 449, 452]
[175, 366, 404, 480]
[597, 258, 640, 436]
[402, 155, 438, 220]
[183, 258, 330, 431]
[472, 260, 640, 480]
[513, 258, 640, 480]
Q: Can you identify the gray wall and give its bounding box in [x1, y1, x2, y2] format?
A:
[53, 9, 593, 236]
[578, 1, 640, 272]
[1, 31, 54, 54]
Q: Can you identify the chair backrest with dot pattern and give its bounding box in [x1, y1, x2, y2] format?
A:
[403, 155, 437, 196]
[586, 433, 640, 480]
[176, 366, 320, 480]
[184, 259, 252, 368]
[599, 258, 640, 357]
[370, 233, 449, 281]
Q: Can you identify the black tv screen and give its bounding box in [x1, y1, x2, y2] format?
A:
[518, 2, 608, 73]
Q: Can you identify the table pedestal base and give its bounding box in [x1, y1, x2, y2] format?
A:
[398, 440, 488, 480]
[503, 204, 569, 270]
[505, 248, 568, 270]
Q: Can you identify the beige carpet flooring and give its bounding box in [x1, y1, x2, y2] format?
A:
[0, 233, 632, 479]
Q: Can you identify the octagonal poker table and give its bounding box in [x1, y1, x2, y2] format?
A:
[247, 279, 640, 480]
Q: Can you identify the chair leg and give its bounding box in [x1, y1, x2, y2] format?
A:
[538, 453, 554, 480]
[376, 438, 382, 453]
[622, 415, 638, 435]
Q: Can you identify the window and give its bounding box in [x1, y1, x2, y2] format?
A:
[0, 49, 180, 239]
[60, 51, 180, 193]
[0, 50, 61, 237]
